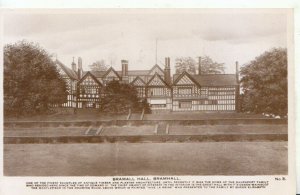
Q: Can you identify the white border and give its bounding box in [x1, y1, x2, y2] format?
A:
[0, 2, 298, 194]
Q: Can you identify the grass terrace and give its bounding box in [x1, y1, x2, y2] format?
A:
[5, 111, 269, 122]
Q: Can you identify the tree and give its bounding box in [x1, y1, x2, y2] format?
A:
[4, 41, 68, 116]
[99, 80, 148, 114]
[175, 57, 196, 74]
[240, 48, 287, 116]
[175, 56, 225, 74]
[141, 98, 151, 114]
[199, 55, 225, 74]
[89, 60, 108, 71]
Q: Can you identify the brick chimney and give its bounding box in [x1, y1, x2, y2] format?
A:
[71, 57, 76, 72]
[78, 57, 83, 79]
[198, 57, 201, 75]
[164, 57, 171, 85]
[121, 60, 128, 76]
[121, 60, 129, 83]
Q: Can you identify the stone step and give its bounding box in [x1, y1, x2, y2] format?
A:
[85, 126, 99, 135]
[129, 114, 141, 120]
[87, 129, 98, 135]
[157, 124, 167, 135]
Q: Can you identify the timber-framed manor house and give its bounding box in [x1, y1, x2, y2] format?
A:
[54, 57, 240, 112]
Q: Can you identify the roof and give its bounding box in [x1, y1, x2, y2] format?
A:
[102, 67, 122, 79]
[146, 73, 171, 88]
[89, 71, 106, 77]
[78, 71, 103, 86]
[149, 64, 164, 75]
[55, 60, 78, 80]
[127, 64, 164, 76]
[173, 72, 238, 86]
[173, 74, 180, 82]
[130, 76, 146, 86]
[89, 69, 161, 78]
[191, 74, 238, 86]
[128, 70, 150, 76]
[173, 72, 200, 87]
[80, 63, 164, 80]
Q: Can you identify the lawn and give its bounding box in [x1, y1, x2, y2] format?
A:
[4, 127, 87, 137]
[4, 142, 287, 176]
[102, 125, 154, 136]
[143, 112, 269, 120]
[170, 124, 287, 135]
[4, 124, 287, 137]
[4, 112, 128, 122]
[5, 111, 269, 122]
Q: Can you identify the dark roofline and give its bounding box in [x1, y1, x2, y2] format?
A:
[193, 73, 236, 76]
[55, 59, 78, 80]
[78, 71, 103, 87]
[146, 73, 171, 88]
[130, 76, 146, 86]
[102, 67, 121, 79]
[149, 64, 164, 75]
[172, 73, 236, 76]
[173, 71, 200, 87]
[128, 70, 149, 72]
[192, 74, 238, 86]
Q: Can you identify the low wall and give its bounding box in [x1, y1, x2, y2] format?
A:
[50, 107, 75, 114]
[4, 134, 287, 144]
[4, 118, 287, 128]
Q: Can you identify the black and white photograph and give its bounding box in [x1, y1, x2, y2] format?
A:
[2, 8, 292, 185]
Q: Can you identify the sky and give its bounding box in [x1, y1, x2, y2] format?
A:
[3, 9, 288, 74]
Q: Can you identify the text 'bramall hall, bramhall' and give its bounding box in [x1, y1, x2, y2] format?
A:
[55, 57, 240, 112]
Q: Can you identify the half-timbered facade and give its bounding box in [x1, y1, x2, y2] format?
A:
[172, 72, 202, 111]
[173, 72, 238, 111]
[101, 67, 121, 85]
[131, 76, 146, 99]
[146, 73, 172, 111]
[55, 57, 240, 112]
[77, 72, 102, 109]
[127, 64, 165, 84]
[54, 60, 79, 108]
[88, 65, 164, 85]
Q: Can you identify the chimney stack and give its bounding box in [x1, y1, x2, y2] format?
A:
[78, 57, 83, 79]
[121, 60, 128, 76]
[165, 57, 169, 68]
[71, 57, 76, 72]
[198, 57, 201, 75]
[164, 57, 171, 85]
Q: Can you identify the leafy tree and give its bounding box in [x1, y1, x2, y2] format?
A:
[240, 48, 287, 116]
[175, 57, 196, 74]
[89, 60, 108, 71]
[4, 41, 68, 116]
[99, 80, 148, 114]
[175, 56, 225, 74]
[199, 55, 225, 74]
